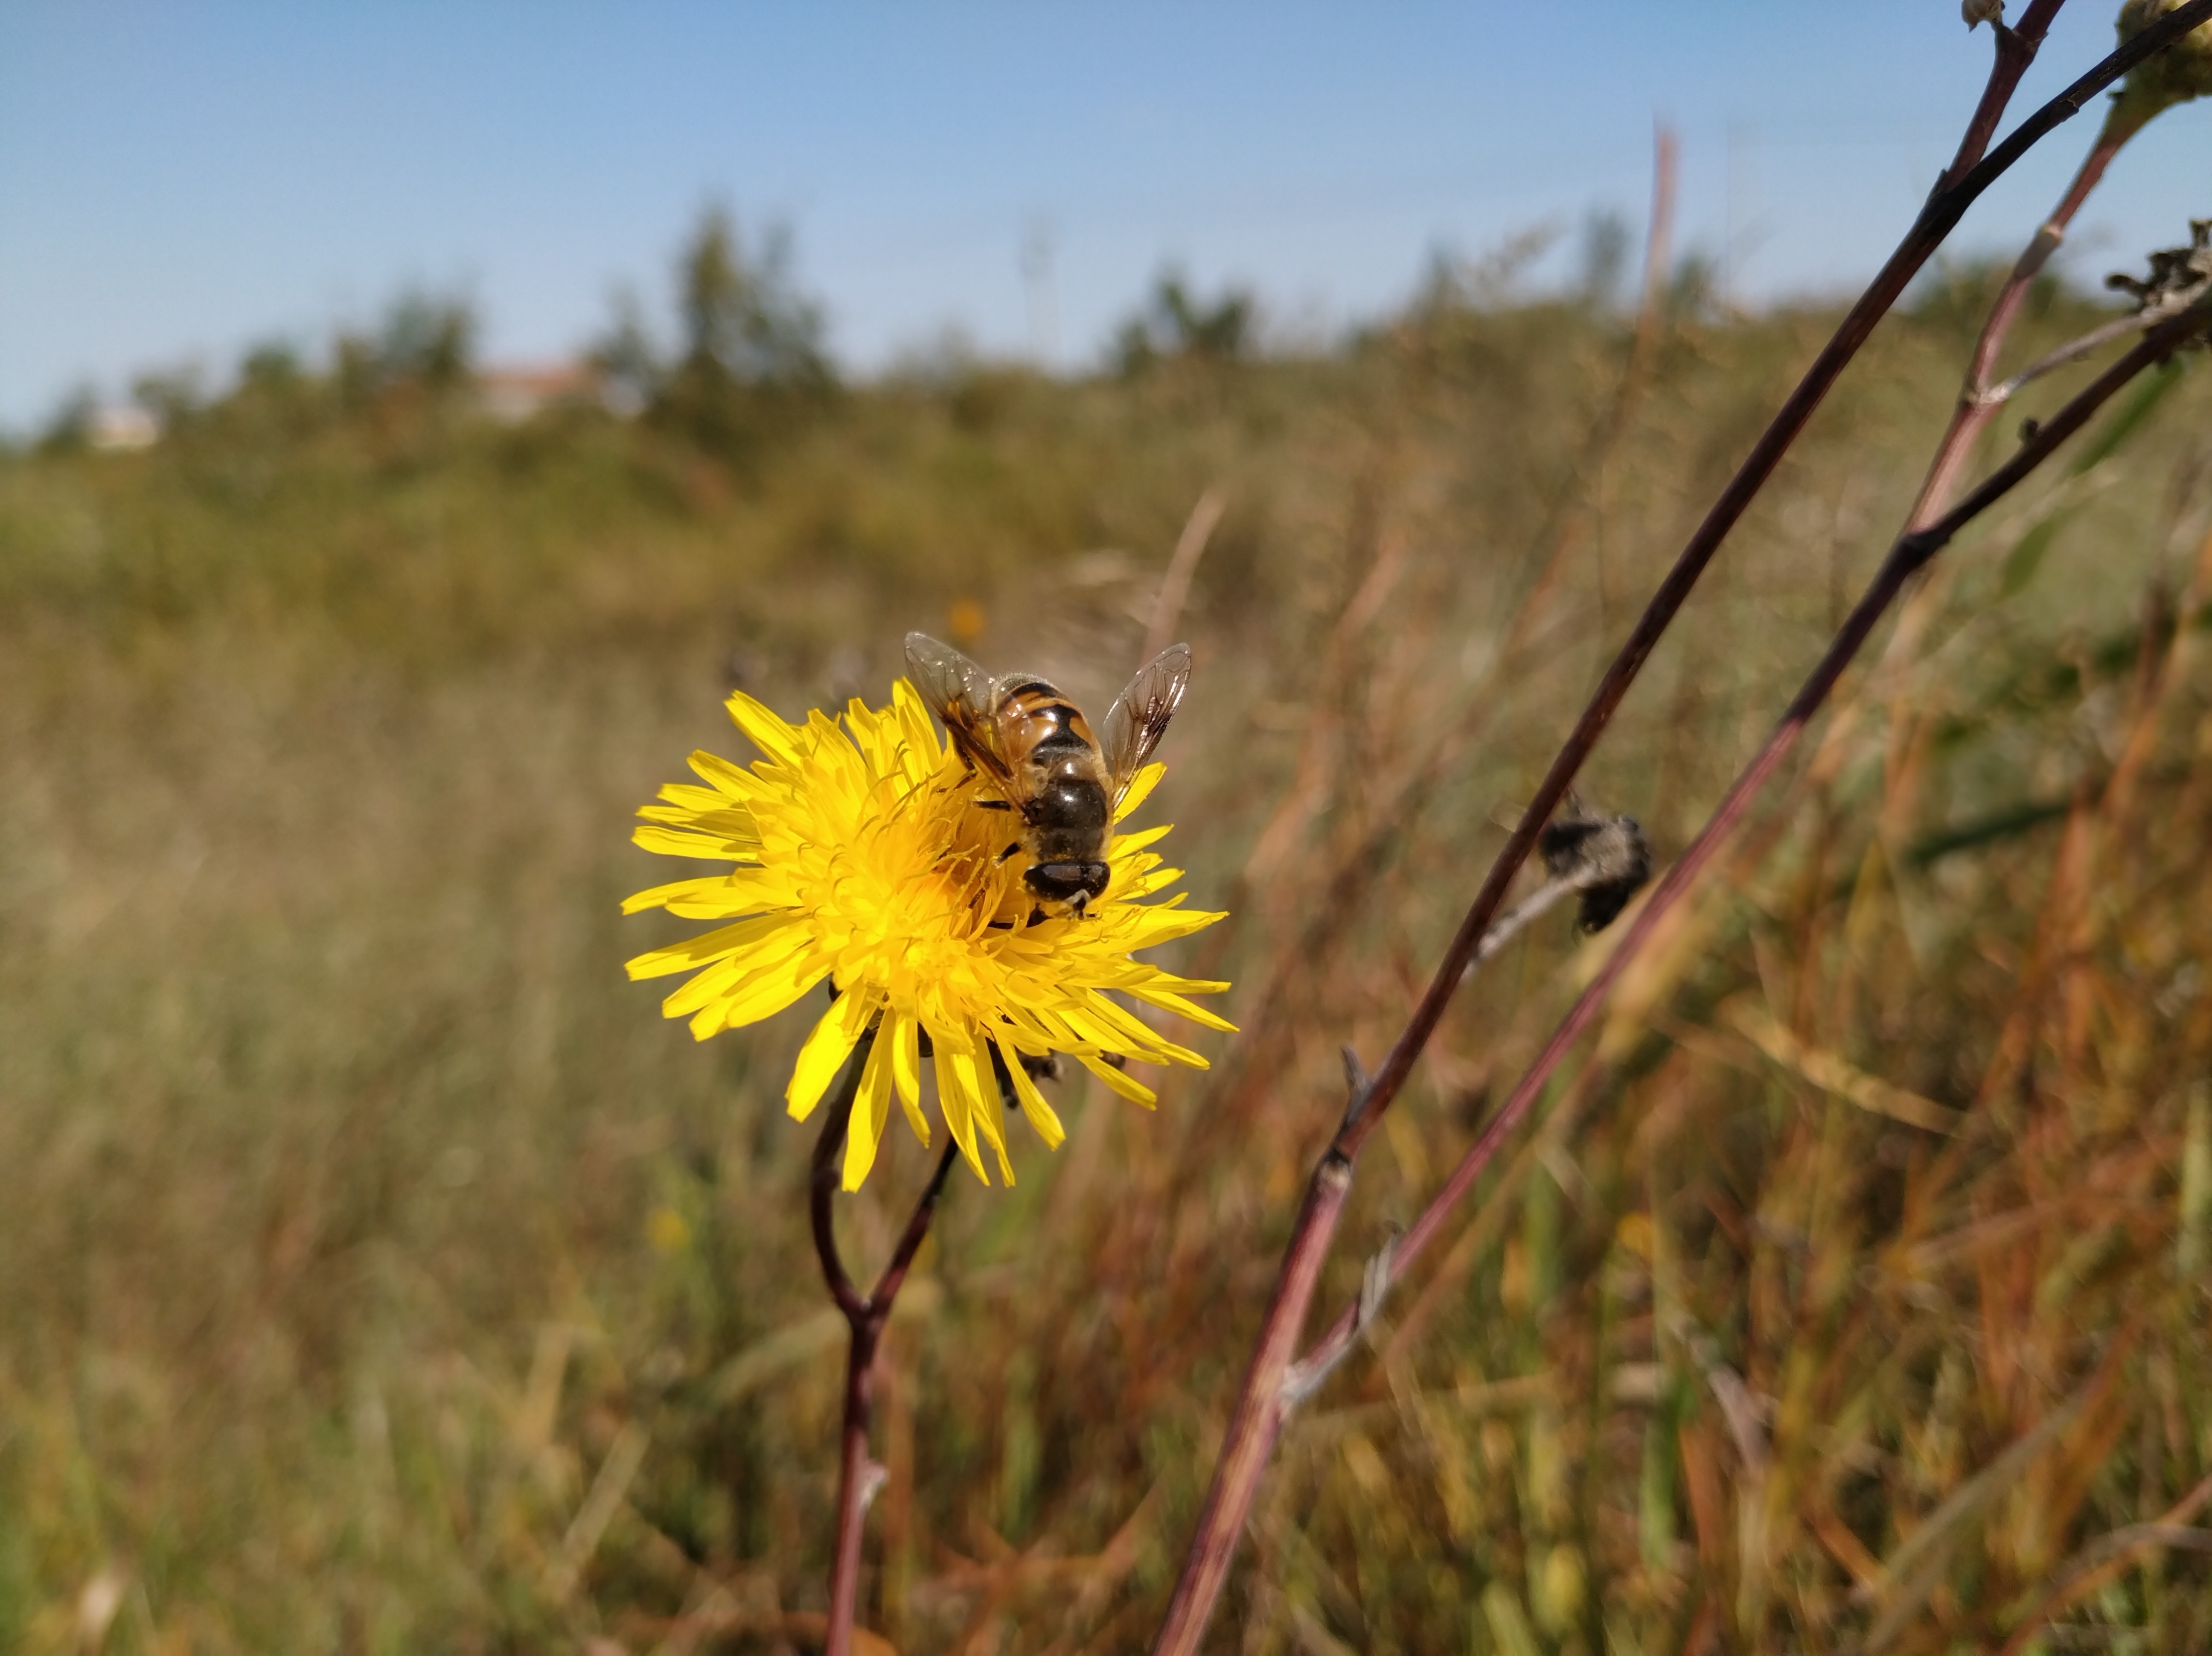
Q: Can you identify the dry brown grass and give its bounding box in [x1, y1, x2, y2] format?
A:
[3, 285, 2209, 1653]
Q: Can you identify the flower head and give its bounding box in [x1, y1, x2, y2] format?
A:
[624, 679, 1233, 1190]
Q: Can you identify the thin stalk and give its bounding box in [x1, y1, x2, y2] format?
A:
[1150, 1153, 1353, 1646]
[1908, 106, 2148, 528]
[1979, 307, 2162, 406]
[810, 1029, 960, 1656]
[1150, 8, 2212, 1642]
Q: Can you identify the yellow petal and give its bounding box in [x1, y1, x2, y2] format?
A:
[687, 748, 763, 799]
[1114, 865, 1183, 901]
[841, 1030, 896, 1191]
[946, 1039, 1014, 1185]
[664, 925, 817, 1023]
[932, 1037, 990, 1185]
[724, 689, 806, 769]
[710, 948, 830, 1033]
[1114, 762, 1166, 822]
[663, 870, 793, 918]
[665, 956, 750, 1023]
[636, 802, 763, 841]
[1079, 991, 1205, 1066]
[1123, 985, 1239, 1034]
[628, 914, 797, 983]
[632, 824, 757, 862]
[1109, 824, 1173, 859]
[995, 1032, 1065, 1150]
[620, 875, 745, 916]
[889, 1012, 930, 1144]
[786, 989, 878, 1120]
[1080, 1054, 1158, 1107]
[1115, 906, 1227, 948]
[658, 781, 754, 816]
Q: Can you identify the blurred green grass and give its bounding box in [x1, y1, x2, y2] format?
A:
[3, 271, 2211, 1653]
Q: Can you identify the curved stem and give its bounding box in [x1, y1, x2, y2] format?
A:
[808, 1028, 961, 1656]
[811, 1037, 874, 1321]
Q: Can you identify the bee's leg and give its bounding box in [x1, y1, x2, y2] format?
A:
[975, 798, 1013, 812]
[996, 843, 1023, 863]
[986, 1042, 1029, 1112]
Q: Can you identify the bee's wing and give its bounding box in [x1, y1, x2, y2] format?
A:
[904, 631, 1021, 794]
[1100, 642, 1192, 800]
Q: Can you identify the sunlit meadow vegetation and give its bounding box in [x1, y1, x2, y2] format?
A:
[3, 229, 2210, 1652]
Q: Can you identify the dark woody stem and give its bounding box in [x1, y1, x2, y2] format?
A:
[1149, 4, 2212, 1647]
[809, 1027, 960, 1656]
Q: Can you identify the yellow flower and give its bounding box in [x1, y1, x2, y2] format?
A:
[623, 679, 1234, 1190]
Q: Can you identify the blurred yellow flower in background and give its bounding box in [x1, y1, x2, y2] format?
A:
[624, 680, 1231, 1190]
[945, 596, 988, 647]
[645, 1207, 691, 1256]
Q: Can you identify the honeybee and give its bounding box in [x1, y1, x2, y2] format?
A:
[905, 631, 1191, 916]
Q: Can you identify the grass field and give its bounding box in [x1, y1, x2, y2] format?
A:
[3, 269, 2211, 1653]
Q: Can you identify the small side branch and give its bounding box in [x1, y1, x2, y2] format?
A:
[810, 1037, 876, 1321]
[1939, 1, 2068, 192]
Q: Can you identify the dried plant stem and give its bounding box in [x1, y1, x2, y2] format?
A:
[1995, 1470, 2212, 1656]
[1298, 294, 2212, 1447]
[1150, 7, 2212, 1641]
[809, 1029, 959, 1656]
[1142, 487, 1227, 667]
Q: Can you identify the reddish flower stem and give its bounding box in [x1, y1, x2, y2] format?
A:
[1150, 4, 2212, 1646]
[1940, 1, 2071, 191]
[1909, 106, 2146, 528]
[809, 1030, 959, 1656]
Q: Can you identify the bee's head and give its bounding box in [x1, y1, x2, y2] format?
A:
[1025, 859, 1111, 913]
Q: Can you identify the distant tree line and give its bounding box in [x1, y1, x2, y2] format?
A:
[25, 196, 2116, 458]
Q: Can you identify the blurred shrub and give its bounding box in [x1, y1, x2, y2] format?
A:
[648, 206, 838, 461]
[1112, 267, 1259, 374]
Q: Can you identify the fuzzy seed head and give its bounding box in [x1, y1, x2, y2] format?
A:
[2114, 0, 2212, 124]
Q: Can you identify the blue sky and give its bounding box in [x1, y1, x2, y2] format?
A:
[2, 2, 2205, 431]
